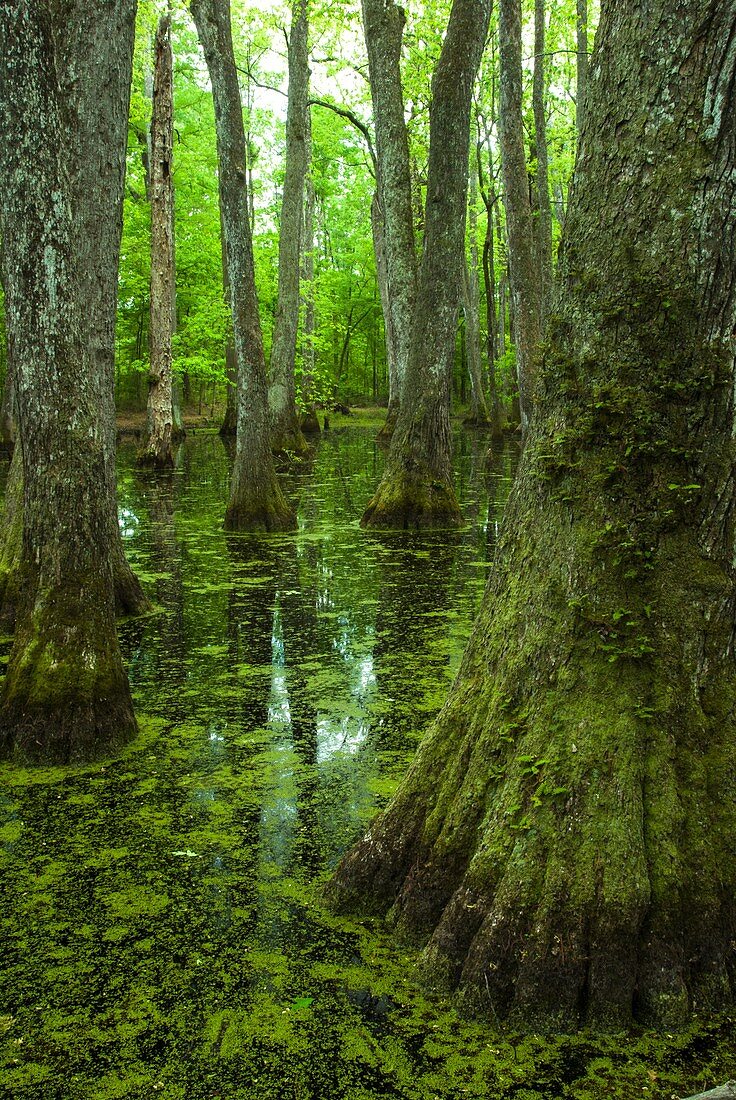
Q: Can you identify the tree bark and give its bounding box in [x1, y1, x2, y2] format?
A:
[372, 190, 400, 438]
[58, 0, 149, 616]
[478, 140, 505, 441]
[0, 1, 137, 762]
[361, 0, 418, 435]
[299, 124, 320, 435]
[0, 346, 14, 455]
[191, 0, 295, 531]
[269, 0, 310, 457]
[219, 206, 238, 438]
[0, 0, 150, 621]
[140, 13, 176, 468]
[577, 0, 588, 135]
[499, 0, 542, 433]
[333, 0, 736, 1030]
[533, 0, 553, 317]
[462, 258, 490, 426]
[361, 0, 492, 529]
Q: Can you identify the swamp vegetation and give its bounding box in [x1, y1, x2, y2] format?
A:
[1, 0, 736, 1093]
[0, 421, 734, 1099]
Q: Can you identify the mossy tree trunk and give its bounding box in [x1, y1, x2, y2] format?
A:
[333, 0, 736, 1029]
[191, 0, 296, 532]
[361, 0, 492, 529]
[499, 0, 542, 433]
[0, 1, 137, 762]
[269, 0, 310, 458]
[361, 0, 417, 438]
[60, 0, 150, 616]
[140, 13, 176, 469]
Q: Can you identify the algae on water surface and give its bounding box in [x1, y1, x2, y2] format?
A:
[0, 421, 732, 1098]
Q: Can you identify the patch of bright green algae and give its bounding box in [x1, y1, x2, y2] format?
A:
[1, 430, 733, 1098]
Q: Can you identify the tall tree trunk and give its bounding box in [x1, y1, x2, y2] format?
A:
[140, 13, 175, 468]
[478, 141, 505, 442]
[361, 0, 492, 529]
[576, 0, 588, 134]
[269, 0, 310, 457]
[59, 0, 149, 616]
[499, 0, 542, 433]
[191, 0, 295, 531]
[0, 1, 137, 762]
[462, 177, 491, 427]
[533, 0, 553, 317]
[372, 190, 400, 438]
[462, 258, 490, 426]
[219, 207, 238, 438]
[332, 0, 736, 1030]
[299, 129, 320, 435]
[361, 0, 418, 437]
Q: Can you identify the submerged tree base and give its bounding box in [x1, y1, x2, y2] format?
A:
[271, 425, 310, 460]
[137, 445, 174, 470]
[224, 488, 296, 532]
[0, 616, 138, 764]
[361, 473, 462, 530]
[300, 409, 321, 435]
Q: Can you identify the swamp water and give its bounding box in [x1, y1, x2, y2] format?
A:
[0, 416, 732, 1099]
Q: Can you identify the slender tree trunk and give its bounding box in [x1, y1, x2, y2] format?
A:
[499, 0, 542, 433]
[372, 190, 400, 439]
[219, 205, 238, 438]
[462, 258, 490, 425]
[533, 0, 553, 317]
[191, 0, 295, 531]
[478, 142, 505, 442]
[269, 0, 310, 457]
[299, 132, 320, 435]
[140, 13, 175, 468]
[0, 1, 137, 761]
[576, 0, 588, 134]
[361, 0, 418, 436]
[361, 0, 492, 529]
[463, 171, 490, 426]
[332, 0, 736, 1030]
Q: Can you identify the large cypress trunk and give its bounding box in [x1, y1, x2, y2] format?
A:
[60, 0, 149, 615]
[361, 0, 417, 436]
[269, 0, 310, 458]
[0, 2, 137, 762]
[140, 13, 176, 469]
[361, 0, 491, 529]
[333, 0, 736, 1029]
[191, 0, 295, 531]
